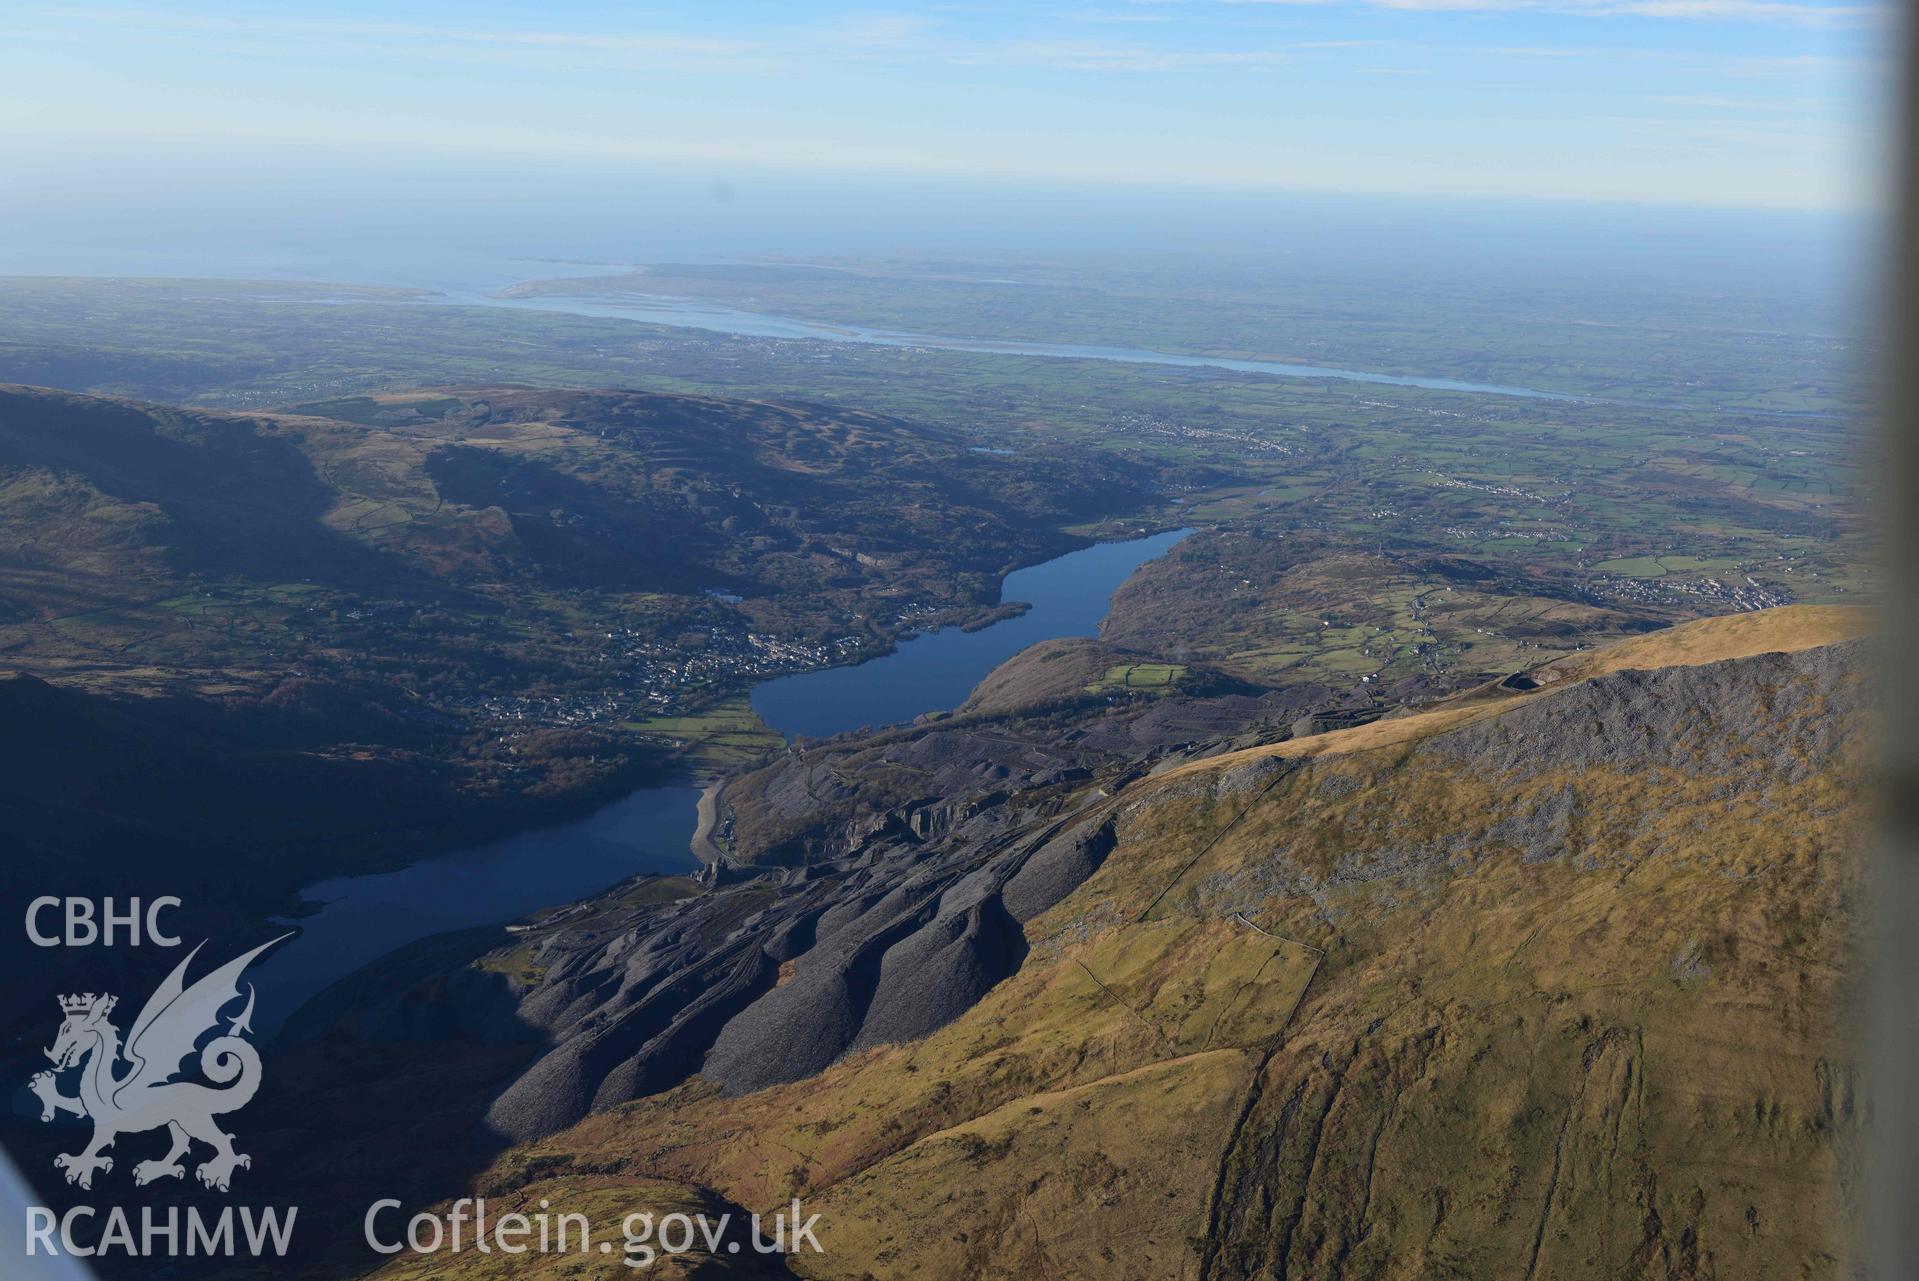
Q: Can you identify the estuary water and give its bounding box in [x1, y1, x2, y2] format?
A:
[458, 290, 1592, 404]
[257, 528, 1190, 1026]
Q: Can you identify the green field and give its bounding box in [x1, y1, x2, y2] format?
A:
[626, 697, 782, 775]
[1088, 661, 1188, 693]
[0, 274, 1872, 728]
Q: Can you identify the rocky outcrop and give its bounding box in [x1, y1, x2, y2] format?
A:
[1001, 817, 1117, 922]
[470, 790, 1129, 1137]
[322, 614, 1869, 1281]
[1430, 639, 1866, 781]
[329, 623, 1871, 1164]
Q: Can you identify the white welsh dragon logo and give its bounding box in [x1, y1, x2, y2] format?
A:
[27, 935, 289, 1192]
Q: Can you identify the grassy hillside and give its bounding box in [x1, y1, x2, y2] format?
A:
[0, 379, 1173, 908]
[0, 382, 1158, 702]
[368, 607, 1869, 1280]
[0, 380, 1166, 1111]
[1154, 603, 1869, 776]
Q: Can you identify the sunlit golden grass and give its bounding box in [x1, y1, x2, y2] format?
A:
[372, 611, 1867, 1279]
[1536, 602, 1869, 682]
[1152, 603, 1872, 787]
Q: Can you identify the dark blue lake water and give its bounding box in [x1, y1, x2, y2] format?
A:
[751, 528, 1191, 739]
[257, 528, 1189, 1026]
[254, 785, 700, 1027]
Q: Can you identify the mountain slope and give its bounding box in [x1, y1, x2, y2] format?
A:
[354, 606, 1869, 1280]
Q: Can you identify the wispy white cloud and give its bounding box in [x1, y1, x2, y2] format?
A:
[24, 7, 967, 71]
[1360, 0, 1532, 9]
[26, 7, 779, 76]
[1225, 0, 1878, 22]
[40, 8, 761, 55]
[819, 13, 938, 48]
[1066, 6, 1179, 20]
[442, 30, 756, 54]
[34, 0, 1885, 90]
[1724, 51, 1884, 74]
[1604, 113, 1837, 149]
[1611, 0, 1876, 24]
[971, 32, 1395, 70]
[979, 39, 1301, 70]
[1647, 91, 1825, 109]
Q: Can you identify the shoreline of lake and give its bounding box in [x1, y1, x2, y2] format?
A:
[258, 527, 1193, 1024]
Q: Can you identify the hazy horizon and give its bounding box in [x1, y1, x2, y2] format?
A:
[0, 158, 1875, 310]
[2, 1, 1892, 217]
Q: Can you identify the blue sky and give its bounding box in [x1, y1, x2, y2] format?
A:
[0, 1, 1892, 211]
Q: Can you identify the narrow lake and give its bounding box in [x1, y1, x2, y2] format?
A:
[256, 528, 1190, 1027]
[253, 786, 700, 1029]
[752, 527, 1191, 739]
